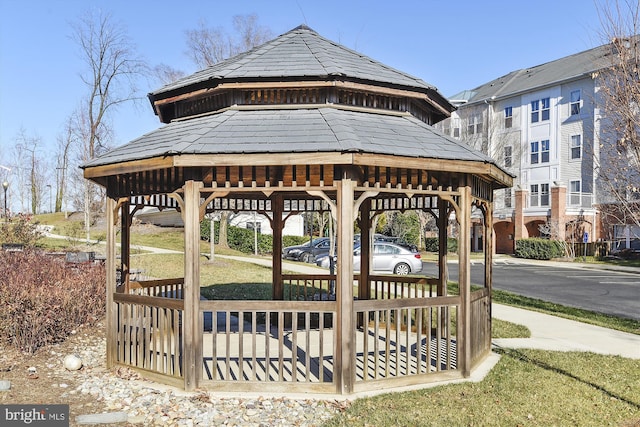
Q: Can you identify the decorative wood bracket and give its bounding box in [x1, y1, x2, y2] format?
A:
[306, 190, 337, 221]
[113, 197, 130, 226]
[353, 191, 379, 222]
[168, 192, 186, 222]
[199, 191, 230, 222]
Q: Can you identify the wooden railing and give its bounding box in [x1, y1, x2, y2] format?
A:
[353, 295, 460, 391]
[282, 274, 335, 300]
[282, 274, 440, 301]
[128, 278, 185, 298]
[368, 275, 440, 299]
[110, 273, 479, 393]
[469, 288, 491, 368]
[113, 292, 185, 387]
[199, 300, 337, 393]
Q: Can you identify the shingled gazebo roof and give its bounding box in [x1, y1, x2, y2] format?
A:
[150, 24, 444, 101]
[84, 107, 499, 169]
[83, 25, 510, 188]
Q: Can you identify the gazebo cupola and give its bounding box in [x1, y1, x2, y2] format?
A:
[148, 25, 453, 126]
[83, 25, 512, 395]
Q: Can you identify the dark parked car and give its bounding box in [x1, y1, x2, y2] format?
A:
[282, 237, 332, 263]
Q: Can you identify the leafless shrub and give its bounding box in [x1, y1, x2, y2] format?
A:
[0, 249, 105, 353]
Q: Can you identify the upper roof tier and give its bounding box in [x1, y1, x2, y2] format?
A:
[148, 25, 454, 124]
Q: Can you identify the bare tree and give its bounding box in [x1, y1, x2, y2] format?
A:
[54, 113, 82, 214]
[185, 20, 231, 69]
[182, 14, 272, 247]
[153, 63, 186, 86]
[13, 129, 46, 214]
[71, 10, 146, 239]
[185, 14, 273, 69]
[595, 0, 640, 234]
[231, 14, 273, 54]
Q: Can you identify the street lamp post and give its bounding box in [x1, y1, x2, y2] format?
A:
[2, 180, 8, 221]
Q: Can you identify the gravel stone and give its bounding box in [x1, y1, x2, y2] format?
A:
[70, 334, 346, 425]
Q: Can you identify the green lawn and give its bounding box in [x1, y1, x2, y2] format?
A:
[324, 349, 640, 426]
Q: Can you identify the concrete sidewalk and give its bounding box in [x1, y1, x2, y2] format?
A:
[492, 303, 640, 359]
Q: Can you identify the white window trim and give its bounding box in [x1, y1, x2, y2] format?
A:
[570, 90, 581, 116]
[570, 134, 582, 160]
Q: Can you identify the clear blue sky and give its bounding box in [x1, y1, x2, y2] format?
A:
[1, 0, 605, 161]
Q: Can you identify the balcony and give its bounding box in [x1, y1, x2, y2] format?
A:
[568, 192, 593, 208]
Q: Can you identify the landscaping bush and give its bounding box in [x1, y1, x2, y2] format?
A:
[424, 237, 458, 253]
[200, 219, 312, 255]
[0, 214, 43, 247]
[0, 249, 106, 353]
[200, 219, 219, 243]
[515, 238, 565, 260]
[227, 226, 273, 254]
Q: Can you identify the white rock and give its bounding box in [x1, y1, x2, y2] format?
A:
[63, 354, 83, 371]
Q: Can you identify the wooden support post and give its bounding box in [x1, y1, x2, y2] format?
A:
[458, 186, 472, 377]
[336, 173, 355, 394]
[484, 202, 494, 292]
[272, 194, 284, 300]
[183, 180, 202, 391]
[105, 196, 118, 369]
[121, 199, 131, 292]
[437, 198, 449, 295]
[484, 201, 494, 352]
[359, 200, 371, 301]
[356, 199, 371, 330]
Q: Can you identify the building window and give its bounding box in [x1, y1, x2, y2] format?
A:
[504, 188, 512, 208]
[476, 119, 483, 134]
[570, 134, 582, 159]
[453, 127, 460, 137]
[540, 183, 550, 206]
[504, 106, 513, 128]
[530, 183, 550, 207]
[247, 222, 261, 233]
[541, 139, 550, 163]
[569, 180, 581, 205]
[570, 180, 581, 193]
[531, 100, 539, 123]
[504, 146, 513, 168]
[444, 126, 450, 135]
[541, 97, 550, 121]
[570, 90, 581, 115]
[530, 184, 539, 206]
[531, 97, 550, 123]
[467, 117, 475, 135]
[531, 140, 550, 164]
[530, 141, 539, 164]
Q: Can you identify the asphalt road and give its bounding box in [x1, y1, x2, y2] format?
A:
[421, 260, 640, 321]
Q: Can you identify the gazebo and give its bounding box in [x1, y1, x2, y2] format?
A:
[83, 25, 512, 395]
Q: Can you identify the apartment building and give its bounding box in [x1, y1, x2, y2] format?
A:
[436, 41, 622, 254]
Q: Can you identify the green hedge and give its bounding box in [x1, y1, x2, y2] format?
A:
[424, 237, 458, 253]
[515, 238, 565, 260]
[200, 220, 313, 255]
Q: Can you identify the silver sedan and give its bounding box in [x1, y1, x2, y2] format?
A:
[317, 242, 422, 275]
